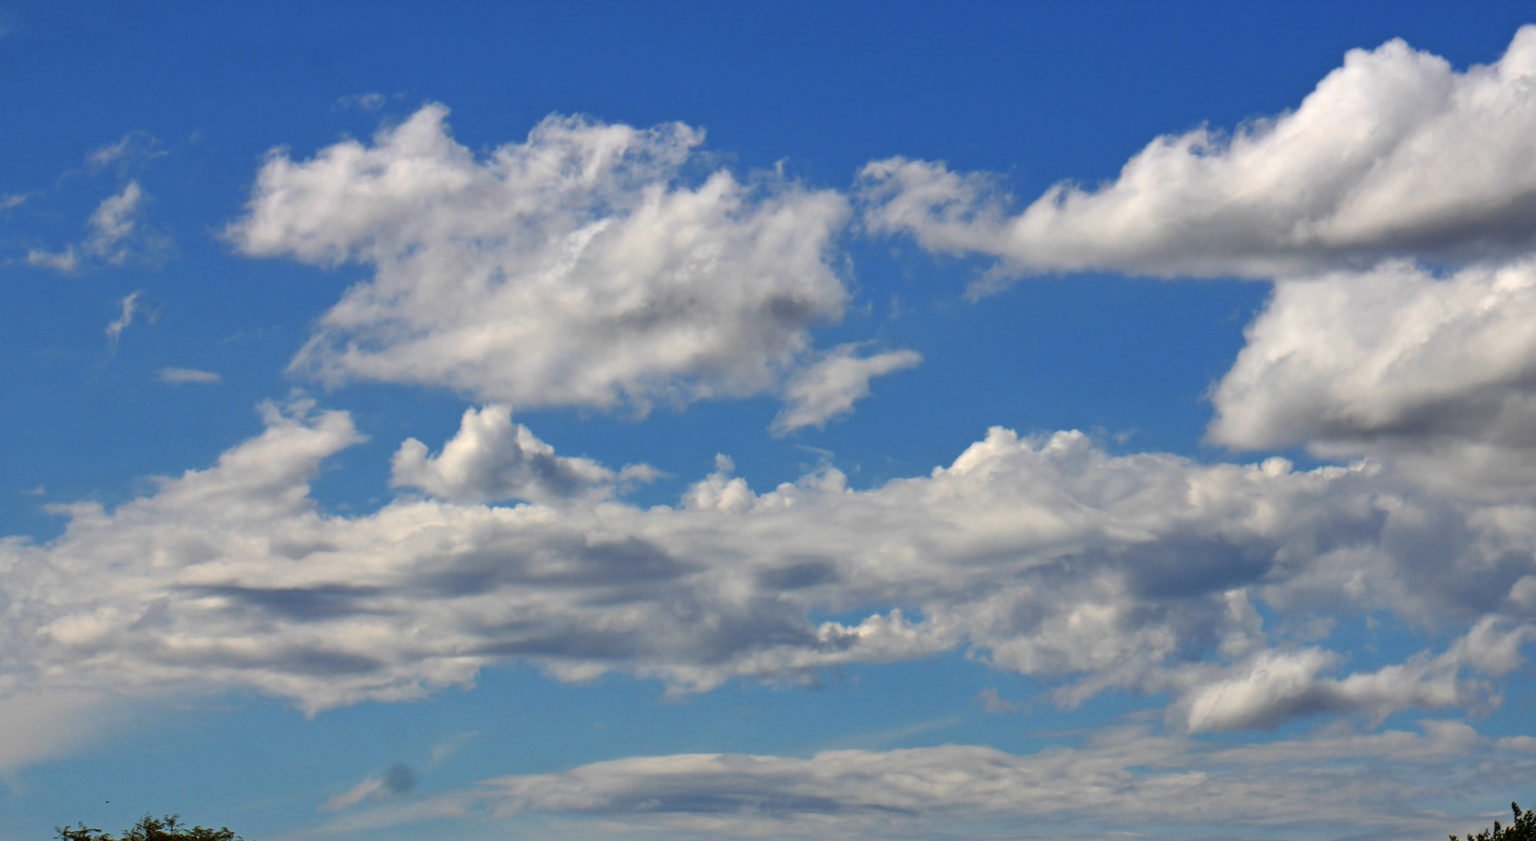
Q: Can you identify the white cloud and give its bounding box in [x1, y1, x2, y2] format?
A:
[0, 193, 26, 211]
[157, 367, 221, 385]
[322, 775, 388, 811]
[321, 764, 415, 812]
[25, 247, 79, 273]
[336, 92, 389, 111]
[860, 26, 1536, 285]
[86, 131, 162, 171]
[321, 720, 1536, 840]
[391, 404, 646, 504]
[1209, 257, 1536, 498]
[975, 687, 1020, 713]
[27, 181, 170, 274]
[771, 345, 921, 435]
[230, 105, 853, 414]
[105, 290, 155, 350]
[2, 404, 1529, 722]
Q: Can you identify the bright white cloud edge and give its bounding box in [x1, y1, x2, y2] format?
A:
[859, 26, 1536, 285]
[229, 105, 858, 421]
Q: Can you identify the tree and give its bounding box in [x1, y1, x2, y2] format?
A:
[1450, 802, 1536, 841]
[55, 814, 243, 841]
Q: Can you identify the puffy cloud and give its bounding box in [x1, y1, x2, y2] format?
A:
[1177, 619, 1533, 733]
[771, 345, 921, 435]
[860, 27, 1536, 284]
[391, 404, 651, 504]
[321, 720, 1536, 840]
[3, 403, 1530, 722]
[1209, 258, 1536, 498]
[229, 105, 853, 413]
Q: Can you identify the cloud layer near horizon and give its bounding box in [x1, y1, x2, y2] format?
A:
[312, 720, 1536, 840]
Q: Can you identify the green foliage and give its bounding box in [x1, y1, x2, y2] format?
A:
[55, 814, 243, 841]
[1450, 802, 1536, 841]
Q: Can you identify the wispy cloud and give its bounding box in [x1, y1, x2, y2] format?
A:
[157, 367, 221, 385]
[104, 290, 156, 351]
[86, 131, 163, 171]
[322, 764, 416, 812]
[27, 181, 171, 274]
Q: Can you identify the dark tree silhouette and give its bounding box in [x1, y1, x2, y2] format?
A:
[55, 814, 243, 841]
[1450, 802, 1536, 841]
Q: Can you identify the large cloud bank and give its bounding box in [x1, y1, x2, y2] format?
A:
[3, 404, 1530, 727]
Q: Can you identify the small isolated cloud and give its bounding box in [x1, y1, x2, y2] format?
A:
[229, 104, 852, 412]
[0, 194, 26, 211]
[322, 763, 416, 812]
[976, 687, 1021, 714]
[336, 92, 389, 111]
[25, 247, 78, 273]
[86, 131, 162, 171]
[860, 26, 1536, 286]
[157, 367, 221, 385]
[28, 181, 170, 273]
[391, 404, 648, 504]
[772, 345, 921, 435]
[105, 290, 157, 351]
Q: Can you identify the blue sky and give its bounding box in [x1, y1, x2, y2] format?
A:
[4, 3, 1536, 839]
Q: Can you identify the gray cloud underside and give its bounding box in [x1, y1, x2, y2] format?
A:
[1209, 257, 1536, 499]
[859, 26, 1536, 284]
[313, 720, 1536, 841]
[3, 403, 1530, 725]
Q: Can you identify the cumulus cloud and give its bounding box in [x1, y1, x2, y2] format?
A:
[771, 345, 921, 435]
[1176, 620, 1531, 733]
[391, 404, 651, 504]
[860, 26, 1536, 285]
[1209, 257, 1536, 498]
[322, 720, 1535, 840]
[229, 105, 853, 414]
[1, 404, 1529, 721]
[157, 367, 221, 385]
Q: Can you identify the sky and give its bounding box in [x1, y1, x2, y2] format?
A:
[3, 3, 1536, 839]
